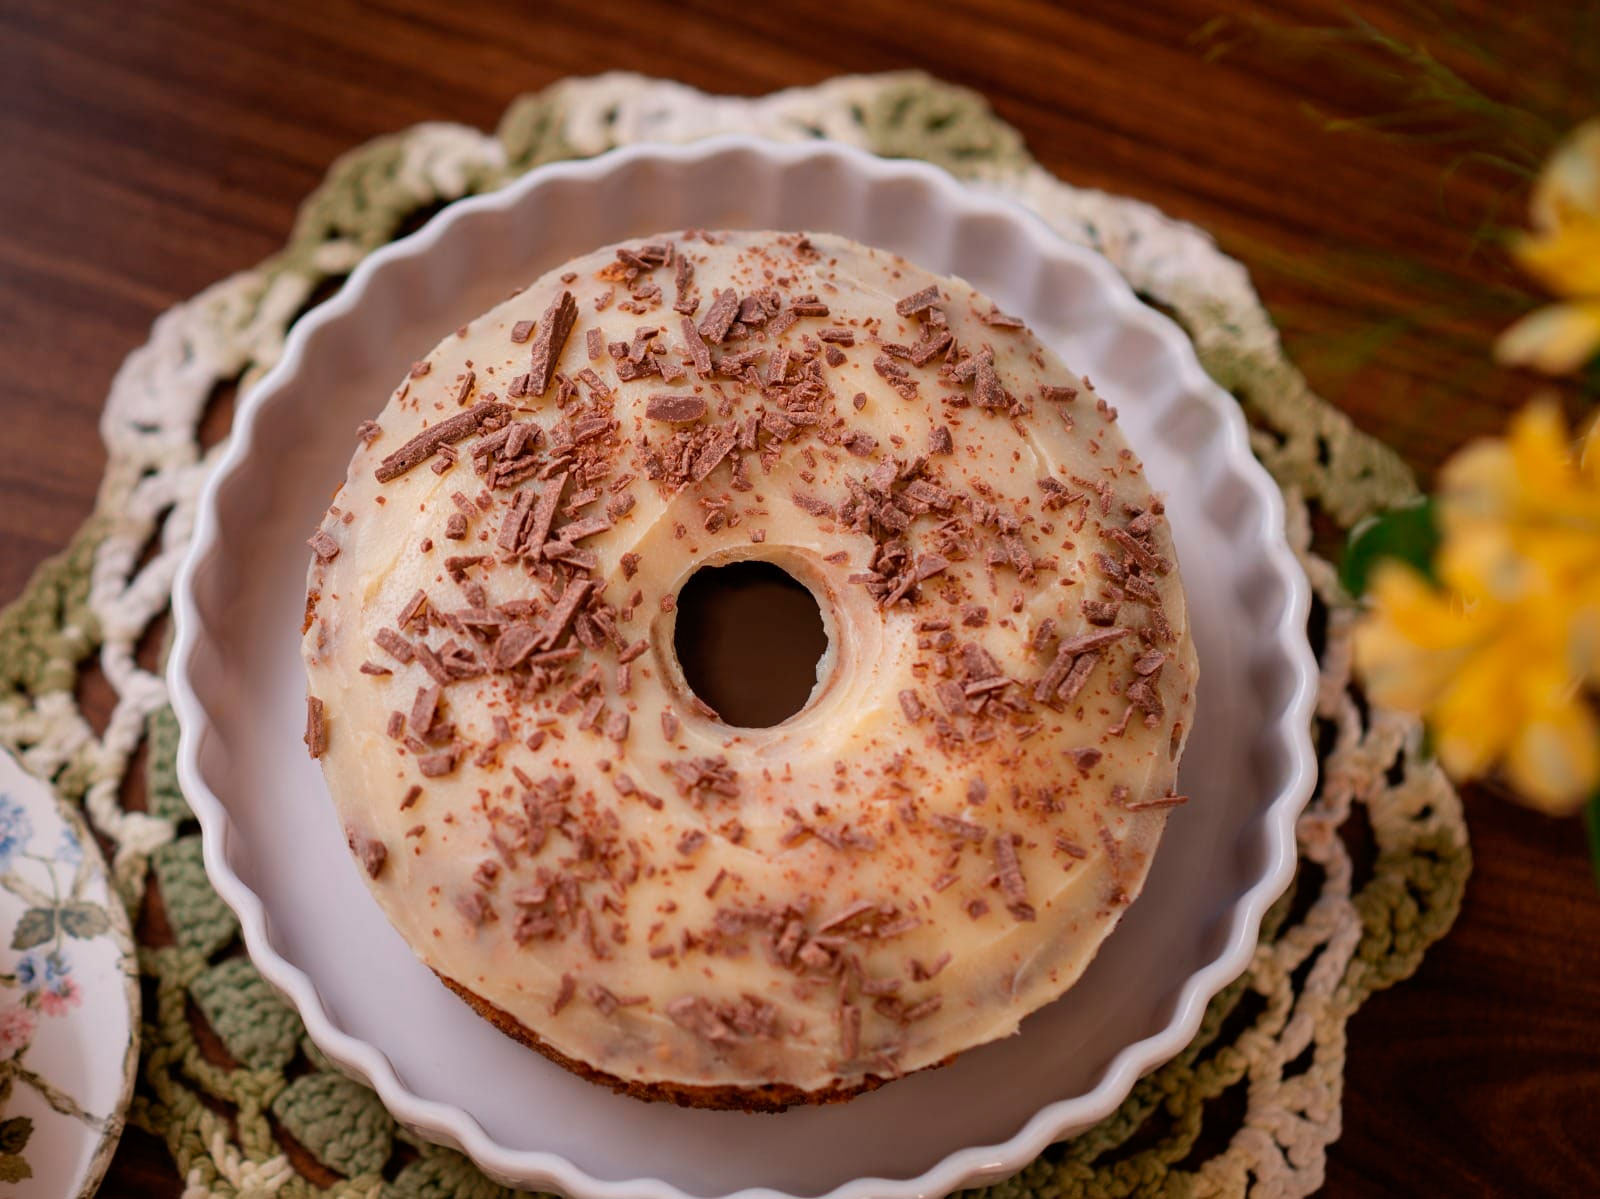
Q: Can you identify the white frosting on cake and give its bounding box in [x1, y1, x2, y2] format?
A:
[301, 230, 1196, 1099]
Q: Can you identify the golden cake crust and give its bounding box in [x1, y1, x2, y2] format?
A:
[433, 970, 928, 1111]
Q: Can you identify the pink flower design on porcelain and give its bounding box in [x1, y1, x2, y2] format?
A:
[0, 1003, 36, 1054]
[38, 977, 82, 1018]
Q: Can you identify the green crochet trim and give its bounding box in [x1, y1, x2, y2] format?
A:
[0, 72, 1468, 1199]
[0, 519, 103, 700]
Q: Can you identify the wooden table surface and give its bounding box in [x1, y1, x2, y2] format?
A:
[3, 1, 1597, 1195]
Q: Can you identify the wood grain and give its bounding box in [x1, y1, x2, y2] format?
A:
[2, 2, 1596, 1196]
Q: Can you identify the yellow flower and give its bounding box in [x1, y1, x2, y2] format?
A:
[1496, 117, 1600, 374]
[1354, 401, 1600, 813]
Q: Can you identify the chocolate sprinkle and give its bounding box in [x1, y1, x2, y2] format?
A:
[417, 749, 457, 777]
[409, 685, 441, 736]
[304, 696, 328, 757]
[552, 973, 576, 1015]
[526, 290, 578, 396]
[894, 285, 940, 316]
[645, 393, 708, 423]
[307, 529, 340, 561]
[994, 834, 1036, 921]
[375, 627, 415, 663]
[348, 830, 387, 878]
[534, 579, 592, 650]
[698, 288, 740, 344]
[375, 402, 509, 482]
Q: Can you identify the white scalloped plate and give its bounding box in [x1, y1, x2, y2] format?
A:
[169, 137, 1316, 1199]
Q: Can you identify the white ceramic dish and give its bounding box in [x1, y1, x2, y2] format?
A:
[169, 137, 1317, 1199]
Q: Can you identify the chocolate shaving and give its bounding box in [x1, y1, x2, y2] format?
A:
[1059, 629, 1132, 661]
[551, 515, 612, 545]
[843, 431, 878, 457]
[698, 288, 740, 343]
[994, 834, 1036, 921]
[375, 402, 509, 482]
[1065, 747, 1103, 773]
[646, 393, 707, 422]
[970, 350, 1008, 409]
[497, 489, 535, 551]
[552, 973, 576, 1015]
[574, 367, 611, 400]
[534, 579, 592, 650]
[525, 291, 578, 396]
[691, 425, 739, 482]
[673, 255, 696, 313]
[511, 319, 535, 343]
[523, 470, 568, 553]
[981, 308, 1025, 327]
[307, 529, 340, 561]
[492, 621, 537, 669]
[417, 749, 457, 777]
[790, 491, 834, 518]
[1133, 649, 1167, 675]
[680, 317, 713, 375]
[413, 642, 451, 685]
[443, 554, 487, 580]
[907, 327, 953, 366]
[1056, 650, 1102, 706]
[935, 679, 969, 715]
[347, 830, 387, 878]
[1106, 527, 1170, 575]
[304, 697, 328, 757]
[840, 1003, 862, 1059]
[1082, 599, 1120, 626]
[932, 814, 986, 842]
[1124, 791, 1190, 811]
[375, 627, 415, 663]
[895, 285, 940, 316]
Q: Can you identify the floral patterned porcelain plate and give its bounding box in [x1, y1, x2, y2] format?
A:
[0, 749, 137, 1197]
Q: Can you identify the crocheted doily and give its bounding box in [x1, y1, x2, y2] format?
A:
[0, 72, 1469, 1199]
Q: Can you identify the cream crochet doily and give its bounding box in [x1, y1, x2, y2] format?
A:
[0, 72, 1468, 1199]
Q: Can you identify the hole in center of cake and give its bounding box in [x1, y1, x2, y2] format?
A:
[674, 561, 828, 728]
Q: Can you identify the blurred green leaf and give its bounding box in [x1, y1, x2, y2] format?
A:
[1341, 499, 1440, 596]
[0, 1117, 32, 1154]
[1586, 791, 1600, 894]
[8, 909, 53, 952]
[59, 903, 109, 940]
[0, 1154, 32, 1183]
